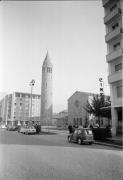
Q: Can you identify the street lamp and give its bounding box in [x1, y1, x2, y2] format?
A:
[29, 79, 35, 126]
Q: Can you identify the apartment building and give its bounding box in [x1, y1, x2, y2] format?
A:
[0, 94, 12, 126]
[0, 92, 41, 126]
[102, 0, 123, 136]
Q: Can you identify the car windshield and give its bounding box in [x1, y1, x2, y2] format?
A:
[85, 130, 92, 135]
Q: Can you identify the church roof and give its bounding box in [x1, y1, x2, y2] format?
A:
[42, 51, 52, 67]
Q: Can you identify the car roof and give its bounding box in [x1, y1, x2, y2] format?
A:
[76, 128, 91, 130]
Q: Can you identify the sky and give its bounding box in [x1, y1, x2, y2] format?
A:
[0, 0, 110, 113]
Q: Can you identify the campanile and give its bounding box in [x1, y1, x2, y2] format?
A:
[41, 51, 53, 125]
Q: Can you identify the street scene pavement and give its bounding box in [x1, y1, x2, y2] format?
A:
[0, 129, 123, 180]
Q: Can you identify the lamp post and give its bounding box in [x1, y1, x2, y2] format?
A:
[29, 79, 35, 126]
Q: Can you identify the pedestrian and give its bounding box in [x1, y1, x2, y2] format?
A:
[68, 124, 73, 134]
[90, 124, 93, 129]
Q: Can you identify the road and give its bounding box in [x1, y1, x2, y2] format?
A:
[0, 129, 123, 180]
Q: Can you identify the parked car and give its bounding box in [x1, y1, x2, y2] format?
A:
[0, 125, 7, 129]
[24, 126, 36, 135]
[7, 125, 17, 131]
[18, 126, 27, 133]
[68, 128, 94, 145]
[18, 126, 36, 135]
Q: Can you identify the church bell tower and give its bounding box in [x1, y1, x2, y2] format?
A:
[41, 51, 53, 125]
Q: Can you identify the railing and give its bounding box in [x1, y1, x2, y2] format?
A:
[104, 8, 121, 24]
[105, 27, 122, 42]
[102, 0, 110, 7]
[106, 48, 122, 62]
[108, 71, 122, 84]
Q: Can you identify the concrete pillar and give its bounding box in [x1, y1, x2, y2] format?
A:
[111, 107, 118, 137]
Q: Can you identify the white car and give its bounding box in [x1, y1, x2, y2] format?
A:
[19, 126, 36, 135]
[19, 126, 27, 133]
[0, 125, 7, 129]
[25, 126, 36, 135]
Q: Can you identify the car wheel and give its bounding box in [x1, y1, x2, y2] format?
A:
[68, 136, 71, 142]
[77, 138, 82, 145]
[89, 142, 93, 145]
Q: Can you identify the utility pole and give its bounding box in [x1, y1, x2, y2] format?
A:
[29, 79, 35, 126]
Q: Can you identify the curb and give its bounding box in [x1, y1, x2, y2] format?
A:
[94, 141, 123, 149]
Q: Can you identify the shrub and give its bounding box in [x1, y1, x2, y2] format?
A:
[34, 125, 41, 134]
[92, 127, 111, 140]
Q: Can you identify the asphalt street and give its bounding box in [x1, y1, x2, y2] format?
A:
[0, 129, 123, 180]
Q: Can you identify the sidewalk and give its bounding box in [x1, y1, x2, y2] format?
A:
[94, 136, 123, 149]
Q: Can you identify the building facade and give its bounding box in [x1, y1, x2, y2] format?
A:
[56, 110, 68, 128]
[68, 91, 94, 127]
[68, 91, 110, 128]
[41, 52, 53, 125]
[102, 0, 123, 136]
[0, 92, 41, 126]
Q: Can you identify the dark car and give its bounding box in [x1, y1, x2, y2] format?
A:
[7, 125, 17, 131]
[68, 128, 94, 145]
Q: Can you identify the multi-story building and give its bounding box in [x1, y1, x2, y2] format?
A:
[0, 92, 41, 126]
[0, 94, 12, 126]
[102, 0, 123, 136]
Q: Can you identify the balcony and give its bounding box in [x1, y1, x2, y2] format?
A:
[106, 48, 122, 62]
[108, 71, 122, 84]
[104, 8, 121, 25]
[105, 27, 122, 43]
[102, 0, 111, 7]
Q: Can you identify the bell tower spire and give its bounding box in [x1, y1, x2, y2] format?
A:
[40, 51, 53, 125]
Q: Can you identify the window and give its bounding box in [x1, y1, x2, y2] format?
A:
[110, 4, 117, 12]
[112, 23, 119, 30]
[47, 67, 50, 73]
[25, 95, 29, 98]
[85, 130, 92, 135]
[80, 118, 82, 125]
[74, 130, 78, 135]
[117, 86, 122, 97]
[115, 63, 122, 71]
[47, 67, 52, 73]
[22, 94, 25, 98]
[78, 130, 82, 135]
[16, 93, 20, 97]
[113, 42, 120, 50]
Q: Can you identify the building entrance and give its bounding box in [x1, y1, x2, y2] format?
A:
[117, 107, 122, 135]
